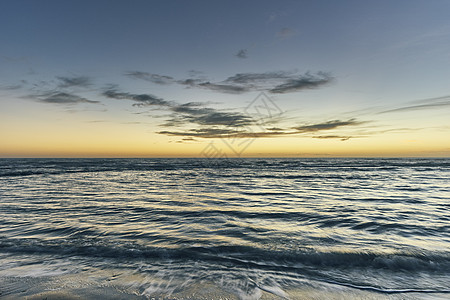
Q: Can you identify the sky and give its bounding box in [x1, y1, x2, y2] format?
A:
[1, 0, 450, 157]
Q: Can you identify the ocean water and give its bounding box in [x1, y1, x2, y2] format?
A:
[0, 158, 449, 299]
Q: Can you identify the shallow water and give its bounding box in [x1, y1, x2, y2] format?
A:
[0, 158, 449, 299]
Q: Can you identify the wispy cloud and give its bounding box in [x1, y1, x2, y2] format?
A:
[182, 137, 197, 142]
[159, 127, 359, 140]
[99, 83, 371, 142]
[102, 88, 171, 107]
[160, 128, 240, 138]
[126, 70, 332, 94]
[158, 117, 365, 140]
[223, 71, 294, 85]
[177, 78, 250, 94]
[293, 119, 364, 132]
[103, 87, 254, 128]
[379, 95, 450, 114]
[8, 75, 99, 107]
[235, 49, 248, 59]
[125, 71, 174, 85]
[269, 72, 332, 93]
[202, 71, 332, 94]
[56, 76, 92, 88]
[33, 92, 99, 104]
[312, 135, 352, 141]
[159, 127, 295, 139]
[166, 103, 254, 127]
[194, 82, 250, 94]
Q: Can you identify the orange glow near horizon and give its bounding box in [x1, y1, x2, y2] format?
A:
[1, 88, 449, 158]
[2, 131, 449, 158]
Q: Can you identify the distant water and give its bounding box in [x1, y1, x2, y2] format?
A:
[0, 158, 449, 299]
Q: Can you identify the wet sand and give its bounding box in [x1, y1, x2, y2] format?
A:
[2, 274, 447, 300]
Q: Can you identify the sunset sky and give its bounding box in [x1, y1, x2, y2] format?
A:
[1, 0, 450, 157]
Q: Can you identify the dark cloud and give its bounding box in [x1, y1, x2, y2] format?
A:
[126, 70, 332, 94]
[196, 82, 250, 94]
[57, 76, 92, 88]
[224, 71, 293, 85]
[378, 95, 450, 114]
[190, 111, 253, 126]
[161, 122, 357, 139]
[158, 118, 364, 140]
[269, 72, 332, 93]
[170, 102, 212, 115]
[18, 77, 97, 106]
[103, 83, 359, 143]
[156, 95, 367, 139]
[159, 128, 291, 139]
[177, 71, 331, 94]
[312, 135, 352, 141]
[235, 49, 248, 59]
[35, 92, 99, 104]
[125, 71, 174, 85]
[103, 87, 254, 128]
[167, 103, 254, 127]
[177, 78, 250, 93]
[180, 80, 242, 93]
[160, 128, 240, 138]
[177, 78, 203, 86]
[293, 119, 364, 132]
[102, 89, 170, 106]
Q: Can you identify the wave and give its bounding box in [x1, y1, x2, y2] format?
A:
[318, 280, 450, 294]
[1, 238, 449, 274]
[1, 158, 449, 177]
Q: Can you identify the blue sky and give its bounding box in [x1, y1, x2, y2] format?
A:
[1, 0, 450, 157]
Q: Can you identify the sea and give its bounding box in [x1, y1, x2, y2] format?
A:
[0, 158, 449, 299]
